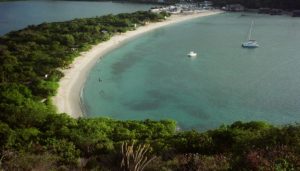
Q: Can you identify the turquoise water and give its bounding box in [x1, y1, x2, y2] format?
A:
[0, 1, 153, 35]
[83, 13, 300, 130]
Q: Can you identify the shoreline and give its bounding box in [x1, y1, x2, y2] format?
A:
[52, 10, 223, 118]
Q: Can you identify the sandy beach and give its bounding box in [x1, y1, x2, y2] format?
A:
[52, 10, 223, 118]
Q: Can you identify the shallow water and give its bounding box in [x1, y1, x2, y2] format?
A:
[83, 13, 300, 130]
[0, 1, 153, 35]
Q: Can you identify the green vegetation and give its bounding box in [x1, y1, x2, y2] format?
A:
[0, 10, 299, 170]
[0, 11, 168, 99]
[1, 116, 300, 170]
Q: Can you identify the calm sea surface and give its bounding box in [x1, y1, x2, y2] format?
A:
[83, 13, 300, 130]
[0, 1, 153, 35]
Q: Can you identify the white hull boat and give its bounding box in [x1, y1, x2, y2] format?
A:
[187, 51, 197, 57]
[242, 21, 259, 48]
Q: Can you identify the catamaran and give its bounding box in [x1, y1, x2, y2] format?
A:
[242, 20, 259, 48]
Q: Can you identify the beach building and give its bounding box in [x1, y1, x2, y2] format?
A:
[150, 7, 162, 13]
[292, 10, 300, 17]
[259, 8, 271, 14]
[225, 4, 245, 12]
[150, 6, 180, 14]
[168, 6, 181, 14]
[135, 0, 176, 4]
[101, 30, 108, 34]
[270, 9, 282, 15]
[150, 3, 202, 14]
[199, 1, 213, 9]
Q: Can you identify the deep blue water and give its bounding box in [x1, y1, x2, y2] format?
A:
[0, 1, 153, 35]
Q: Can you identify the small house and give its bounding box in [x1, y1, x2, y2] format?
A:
[292, 10, 300, 17]
[150, 8, 161, 13]
[270, 9, 282, 15]
[199, 1, 213, 9]
[101, 30, 108, 34]
[226, 4, 245, 12]
[258, 8, 270, 14]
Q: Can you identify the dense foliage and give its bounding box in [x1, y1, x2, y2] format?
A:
[0, 11, 168, 100]
[0, 11, 169, 145]
[0, 10, 300, 170]
[1, 115, 300, 170]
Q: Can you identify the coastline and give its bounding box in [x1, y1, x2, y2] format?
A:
[52, 10, 223, 118]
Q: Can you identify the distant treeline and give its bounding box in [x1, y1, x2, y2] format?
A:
[1, 10, 300, 171]
[208, 0, 300, 10]
[55, 0, 300, 9]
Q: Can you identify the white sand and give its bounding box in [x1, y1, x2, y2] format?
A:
[52, 10, 223, 118]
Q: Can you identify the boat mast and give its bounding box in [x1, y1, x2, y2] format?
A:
[248, 20, 254, 40]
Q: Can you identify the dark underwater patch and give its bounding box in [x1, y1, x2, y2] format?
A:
[111, 53, 140, 76]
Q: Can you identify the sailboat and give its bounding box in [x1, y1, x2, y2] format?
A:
[242, 20, 259, 48]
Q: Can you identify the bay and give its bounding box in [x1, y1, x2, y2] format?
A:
[83, 13, 300, 130]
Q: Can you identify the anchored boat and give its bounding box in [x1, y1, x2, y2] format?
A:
[242, 20, 259, 48]
[187, 51, 197, 57]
